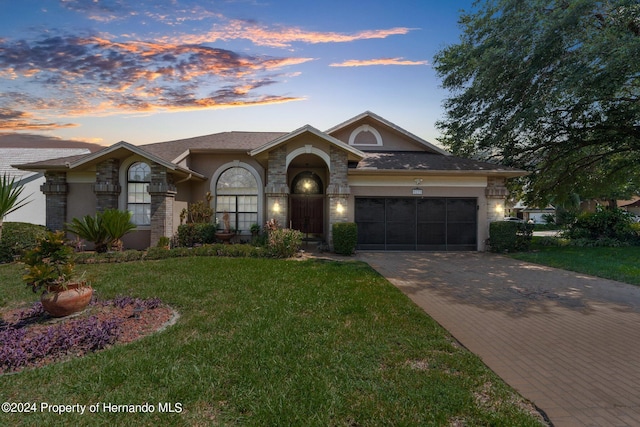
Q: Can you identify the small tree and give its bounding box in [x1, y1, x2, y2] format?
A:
[0, 173, 31, 241]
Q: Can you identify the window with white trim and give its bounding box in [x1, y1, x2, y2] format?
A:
[127, 162, 151, 225]
[215, 167, 258, 233]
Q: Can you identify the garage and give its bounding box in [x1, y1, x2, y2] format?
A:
[355, 197, 478, 251]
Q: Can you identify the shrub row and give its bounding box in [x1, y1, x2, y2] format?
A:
[489, 221, 534, 253]
[73, 244, 269, 264]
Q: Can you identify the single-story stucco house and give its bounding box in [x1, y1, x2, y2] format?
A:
[15, 111, 526, 251]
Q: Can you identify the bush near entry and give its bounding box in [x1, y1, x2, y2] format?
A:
[489, 221, 534, 253]
[332, 222, 358, 255]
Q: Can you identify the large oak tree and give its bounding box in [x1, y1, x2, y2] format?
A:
[434, 0, 640, 206]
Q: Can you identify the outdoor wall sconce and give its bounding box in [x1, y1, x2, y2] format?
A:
[412, 178, 423, 195]
[336, 202, 345, 214]
[273, 201, 281, 213]
[495, 204, 504, 214]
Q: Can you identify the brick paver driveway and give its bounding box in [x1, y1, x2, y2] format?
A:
[358, 252, 640, 427]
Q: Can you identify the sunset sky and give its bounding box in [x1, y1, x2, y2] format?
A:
[0, 0, 474, 147]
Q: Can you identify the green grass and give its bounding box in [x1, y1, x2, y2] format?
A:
[0, 257, 543, 426]
[510, 244, 640, 286]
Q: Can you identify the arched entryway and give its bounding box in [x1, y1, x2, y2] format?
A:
[287, 151, 329, 240]
[290, 171, 324, 237]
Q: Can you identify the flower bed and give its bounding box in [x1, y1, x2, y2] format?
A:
[0, 297, 175, 374]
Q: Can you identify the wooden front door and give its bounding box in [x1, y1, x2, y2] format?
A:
[291, 196, 324, 236]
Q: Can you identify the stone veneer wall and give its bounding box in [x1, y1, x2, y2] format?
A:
[485, 176, 509, 224]
[93, 158, 121, 212]
[264, 146, 289, 227]
[148, 162, 176, 247]
[326, 146, 350, 246]
[41, 172, 68, 232]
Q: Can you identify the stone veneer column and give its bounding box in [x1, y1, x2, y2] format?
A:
[485, 176, 509, 223]
[264, 146, 289, 227]
[92, 158, 121, 212]
[326, 146, 350, 248]
[148, 162, 176, 248]
[41, 172, 68, 232]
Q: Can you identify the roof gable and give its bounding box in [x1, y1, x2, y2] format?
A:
[249, 125, 364, 160]
[326, 111, 450, 155]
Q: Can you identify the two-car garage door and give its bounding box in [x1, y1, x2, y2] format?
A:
[355, 197, 478, 251]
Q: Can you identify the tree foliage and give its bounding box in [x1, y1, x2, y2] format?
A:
[434, 0, 640, 205]
[0, 173, 31, 241]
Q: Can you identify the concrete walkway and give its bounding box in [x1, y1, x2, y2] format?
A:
[357, 252, 640, 427]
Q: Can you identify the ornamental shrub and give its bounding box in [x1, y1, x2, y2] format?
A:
[0, 222, 47, 263]
[176, 223, 218, 247]
[332, 222, 358, 255]
[267, 228, 303, 258]
[489, 221, 534, 253]
[564, 207, 637, 244]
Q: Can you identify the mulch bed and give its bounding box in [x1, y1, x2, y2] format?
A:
[0, 297, 177, 374]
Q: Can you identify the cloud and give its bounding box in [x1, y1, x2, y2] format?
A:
[330, 58, 429, 67]
[178, 19, 415, 48]
[0, 108, 78, 131]
[0, 32, 312, 130]
[59, 0, 135, 22]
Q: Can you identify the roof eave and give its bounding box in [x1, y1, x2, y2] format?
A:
[349, 169, 530, 178]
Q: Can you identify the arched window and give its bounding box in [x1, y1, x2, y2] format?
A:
[127, 162, 151, 225]
[216, 167, 258, 233]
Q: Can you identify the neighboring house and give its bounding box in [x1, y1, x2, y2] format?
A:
[620, 198, 640, 217]
[1, 148, 93, 225]
[15, 111, 527, 251]
[510, 201, 555, 223]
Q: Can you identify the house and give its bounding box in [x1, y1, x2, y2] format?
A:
[509, 201, 555, 223]
[15, 111, 527, 251]
[1, 136, 102, 225]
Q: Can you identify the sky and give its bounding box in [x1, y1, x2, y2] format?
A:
[0, 0, 474, 147]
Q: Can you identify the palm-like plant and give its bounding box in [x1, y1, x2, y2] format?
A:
[66, 214, 110, 253]
[100, 209, 137, 250]
[66, 209, 136, 253]
[0, 173, 31, 241]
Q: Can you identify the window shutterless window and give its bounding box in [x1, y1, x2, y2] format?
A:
[215, 167, 258, 233]
[127, 162, 151, 226]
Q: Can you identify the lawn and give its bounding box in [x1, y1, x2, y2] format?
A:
[0, 257, 544, 426]
[510, 244, 640, 286]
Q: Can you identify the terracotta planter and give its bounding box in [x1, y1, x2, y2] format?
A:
[40, 283, 93, 317]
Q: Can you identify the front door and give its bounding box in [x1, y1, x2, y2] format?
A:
[291, 196, 324, 236]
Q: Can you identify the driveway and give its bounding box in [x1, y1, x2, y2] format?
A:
[357, 252, 640, 427]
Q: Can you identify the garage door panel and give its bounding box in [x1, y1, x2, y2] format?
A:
[355, 197, 477, 251]
[355, 198, 386, 249]
[385, 199, 415, 248]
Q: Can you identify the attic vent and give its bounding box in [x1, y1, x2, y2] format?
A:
[348, 161, 359, 169]
[348, 125, 383, 147]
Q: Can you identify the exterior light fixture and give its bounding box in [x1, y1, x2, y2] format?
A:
[273, 201, 281, 213]
[412, 178, 423, 195]
[336, 202, 344, 214]
[495, 204, 504, 214]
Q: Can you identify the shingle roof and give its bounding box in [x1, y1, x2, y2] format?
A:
[354, 151, 527, 176]
[141, 131, 288, 162]
[3, 148, 91, 179]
